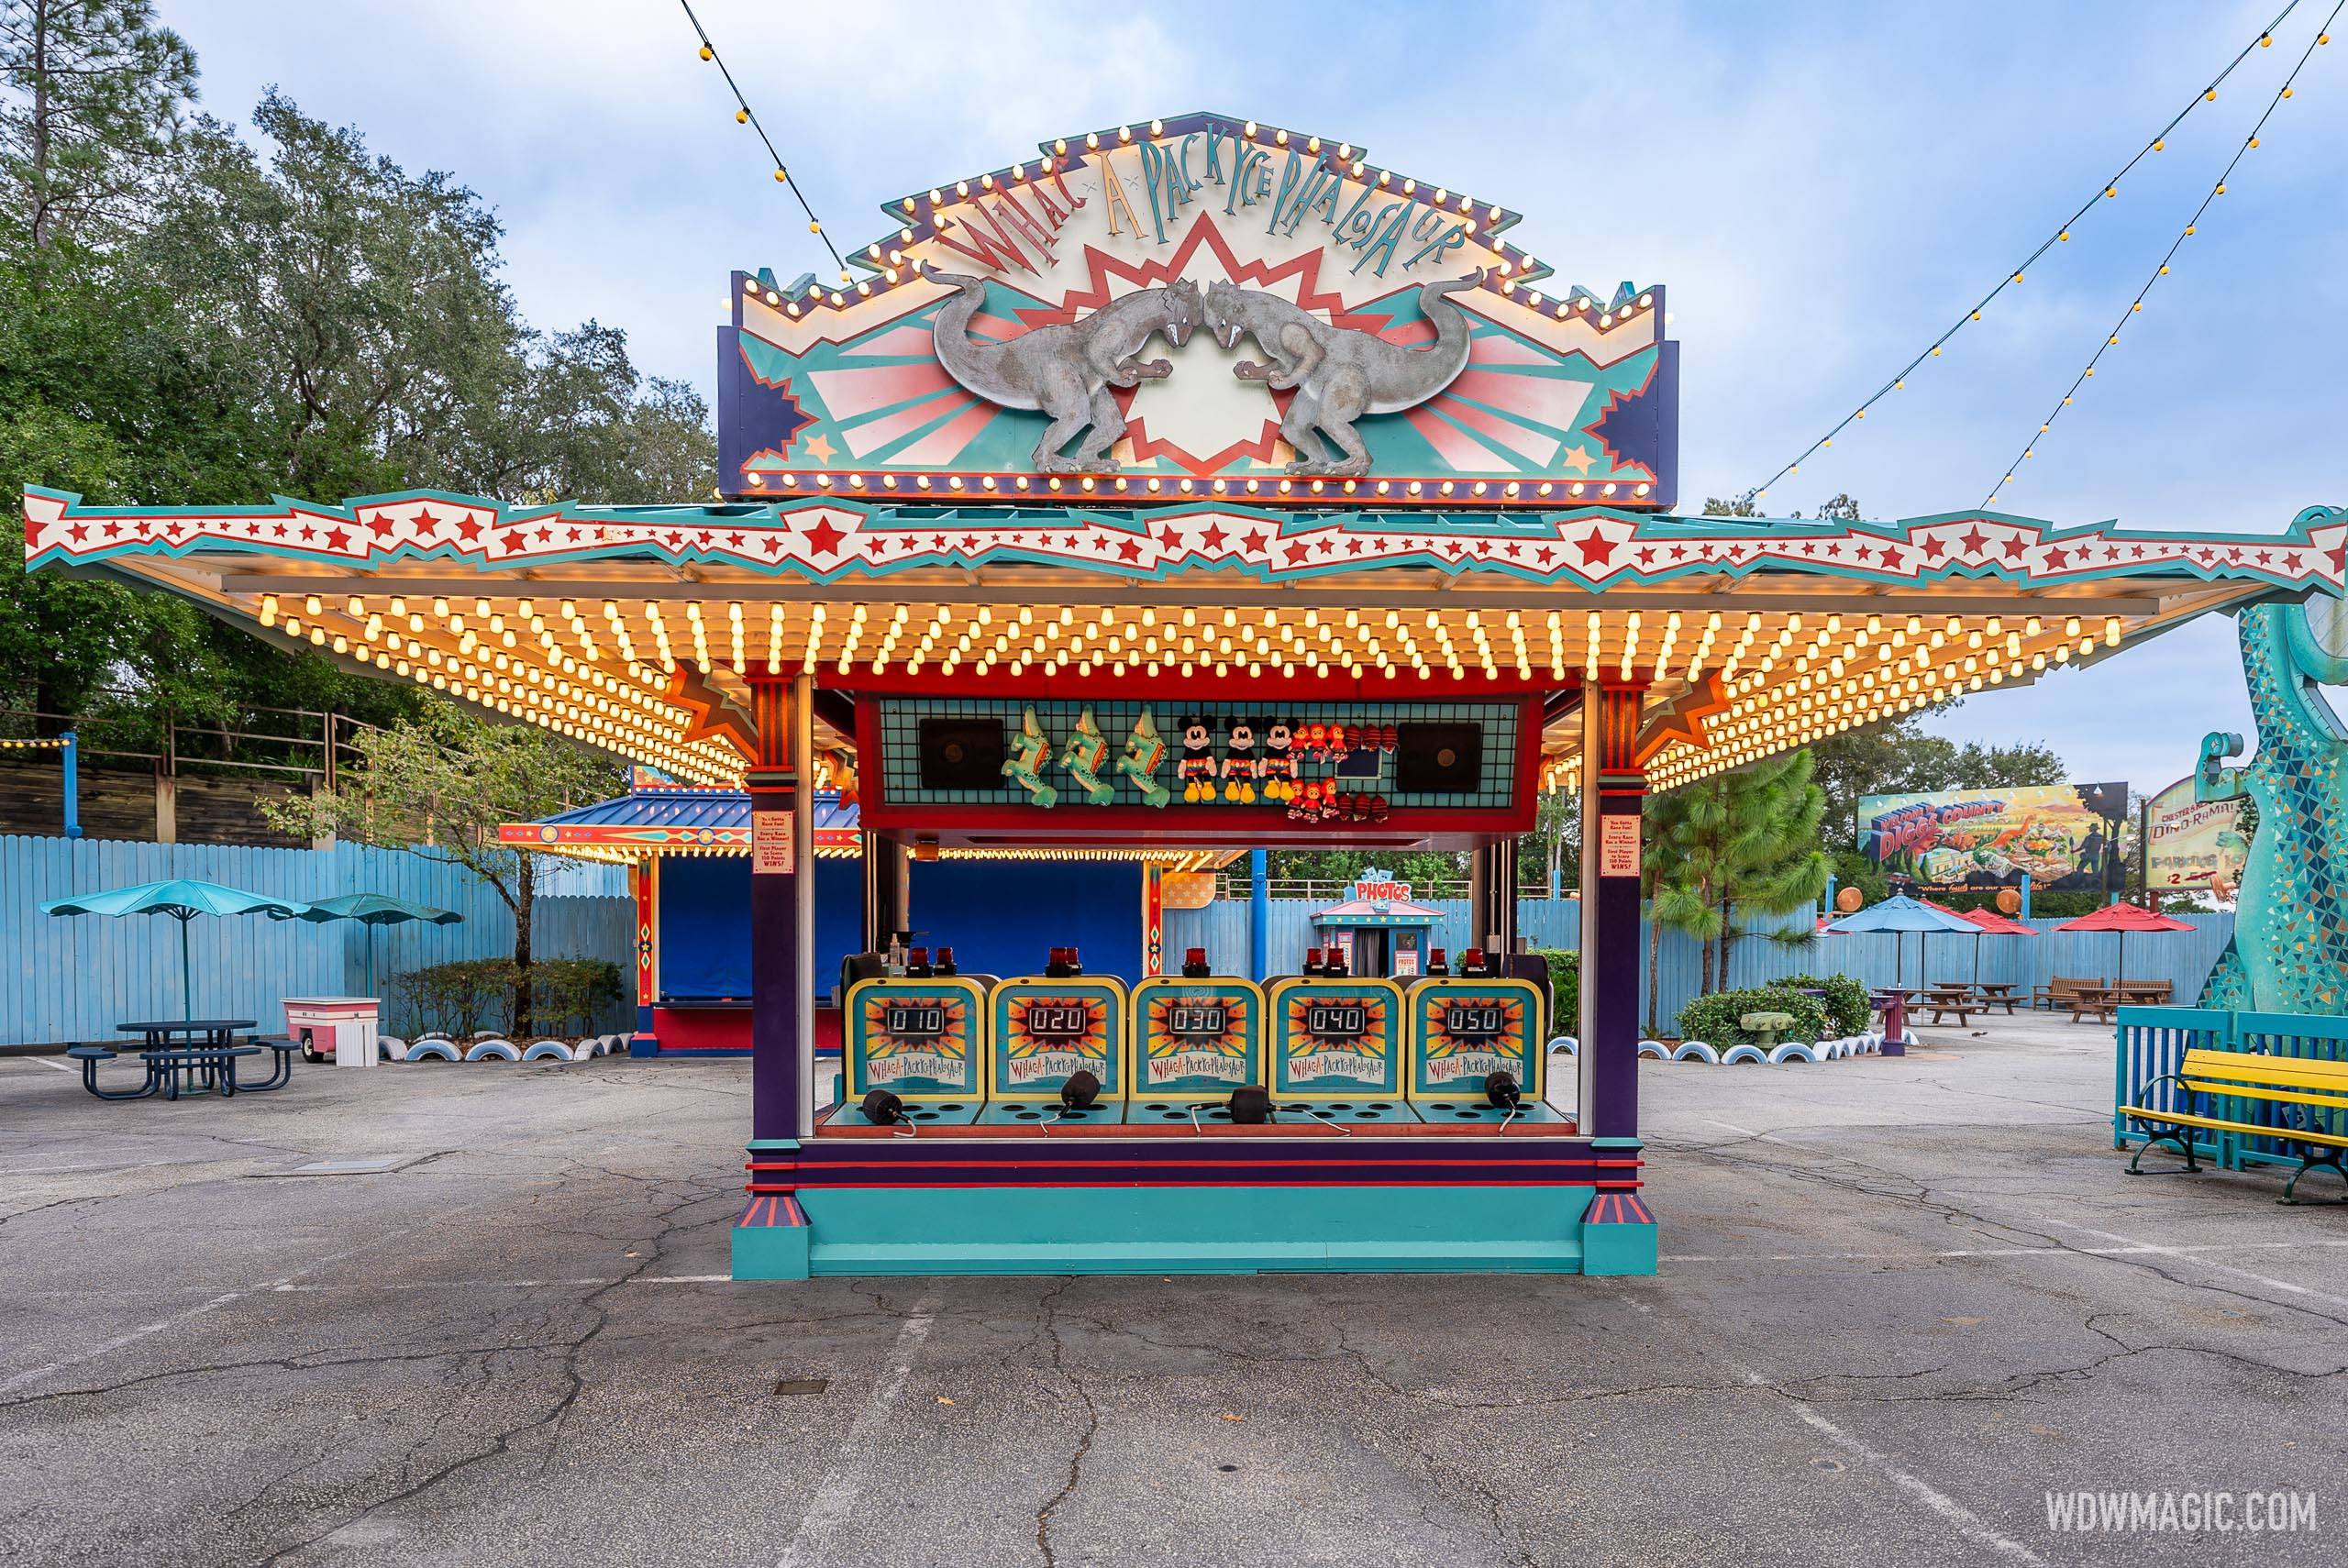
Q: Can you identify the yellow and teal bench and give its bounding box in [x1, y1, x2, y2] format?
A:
[2121, 1048, 2348, 1203]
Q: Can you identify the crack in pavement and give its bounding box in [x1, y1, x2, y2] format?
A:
[1033, 1277, 1100, 1568]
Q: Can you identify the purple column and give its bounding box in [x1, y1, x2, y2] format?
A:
[1577, 679, 1647, 1140]
[748, 675, 814, 1142]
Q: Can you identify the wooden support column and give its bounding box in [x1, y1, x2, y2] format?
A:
[628, 857, 660, 1055]
[748, 676, 816, 1143]
[1577, 679, 1648, 1140]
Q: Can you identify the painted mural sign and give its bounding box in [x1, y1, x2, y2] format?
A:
[2143, 776, 2250, 899]
[1859, 783, 2128, 893]
[718, 111, 1677, 506]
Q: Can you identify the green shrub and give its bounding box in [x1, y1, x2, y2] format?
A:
[1532, 949, 1578, 1039]
[1677, 985, 1830, 1048]
[391, 956, 625, 1038]
[1780, 973, 1871, 1038]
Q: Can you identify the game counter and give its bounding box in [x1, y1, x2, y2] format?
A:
[824, 965, 1564, 1133]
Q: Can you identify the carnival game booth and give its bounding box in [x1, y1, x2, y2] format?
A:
[1307, 870, 1448, 978]
[27, 111, 2346, 1276]
[501, 778, 1227, 1055]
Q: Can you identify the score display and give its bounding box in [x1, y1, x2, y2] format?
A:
[1443, 1005, 1510, 1040]
[882, 1003, 949, 1038]
[1166, 1004, 1230, 1038]
[1021, 1003, 1095, 1040]
[1304, 1004, 1369, 1038]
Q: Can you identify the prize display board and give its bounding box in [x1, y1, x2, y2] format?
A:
[1267, 977, 1407, 1097]
[1127, 976, 1266, 1096]
[987, 976, 1131, 1099]
[844, 976, 990, 1101]
[1405, 977, 1545, 1099]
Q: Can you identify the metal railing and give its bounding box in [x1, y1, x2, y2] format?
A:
[0, 696, 381, 786]
[1208, 871, 1561, 903]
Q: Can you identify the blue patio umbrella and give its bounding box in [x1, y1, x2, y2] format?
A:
[270, 892, 464, 996]
[41, 879, 310, 1021]
[1824, 894, 1981, 988]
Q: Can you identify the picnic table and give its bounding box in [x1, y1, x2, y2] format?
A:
[1971, 982, 2021, 1014]
[2068, 981, 2174, 1023]
[67, 1020, 298, 1102]
[1917, 985, 1984, 1025]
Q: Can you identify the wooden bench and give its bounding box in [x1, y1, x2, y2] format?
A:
[2033, 975, 2104, 1012]
[2121, 1048, 2348, 1203]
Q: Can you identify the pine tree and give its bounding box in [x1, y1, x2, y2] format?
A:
[1, 0, 196, 250]
[1642, 749, 1830, 999]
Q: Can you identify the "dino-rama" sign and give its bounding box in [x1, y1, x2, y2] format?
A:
[718, 111, 1677, 509]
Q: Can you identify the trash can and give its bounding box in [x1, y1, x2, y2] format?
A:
[283, 997, 382, 1069]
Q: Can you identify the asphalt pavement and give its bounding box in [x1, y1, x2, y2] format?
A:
[3, 1012, 2342, 1567]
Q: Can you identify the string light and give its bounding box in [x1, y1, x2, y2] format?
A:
[1984, 2, 2338, 506]
[675, 1, 852, 287]
[1738, 0, 2305, 507]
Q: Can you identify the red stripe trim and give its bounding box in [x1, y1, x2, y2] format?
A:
[748, 1155, 1643, 1173]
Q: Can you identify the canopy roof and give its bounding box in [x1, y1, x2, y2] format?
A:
[28, 488, 2337, 794]
[499, 783, 1230, 867]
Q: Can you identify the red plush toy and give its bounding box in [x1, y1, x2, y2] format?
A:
[1289, 779, 1325, 823]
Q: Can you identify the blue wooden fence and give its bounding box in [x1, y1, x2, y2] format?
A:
[1166, 898, 2233, 1033]
[0, 835, 630, 1044]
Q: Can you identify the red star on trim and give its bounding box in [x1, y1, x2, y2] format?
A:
[2043, 547, 2070, 569]
[1345, 537, 1367, 556]
[1634, 547, 1656, 568]
[1533, 546, 1555, 566]
[1115, 536, 1142, 563]
[1198, 522, 1228, 551]
[1154, 524, 1184, 551]
[65, 524, 88, 545]
[1241, 529, 1271, 554]
[1281, 540, 1312, 566]
[366, 512, 401, 539]
[2326, 541, 2346, 575]
[1574, 530, 1617, 567]
[1874, 545, 1903, 568]
[323, 526, 352, 551]
[452, 515, 482, 543]
[1958, 526, 1988, 555]
[802, 517, 847, 558]
[2001, 535, 2029, 561]
[409, 504, 438, 532]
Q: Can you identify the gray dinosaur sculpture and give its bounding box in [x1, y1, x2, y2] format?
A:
[922, 264, 1202, 473]
[1204, 271, 1483, 477]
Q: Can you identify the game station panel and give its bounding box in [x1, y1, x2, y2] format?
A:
[1124, 973, 1269, 1129]
[831, 974, 991, 1129]
[1266, 974, 1416, 1126]
[1407, 969, 1567, 1127]
[980, 966, 1129, 1127]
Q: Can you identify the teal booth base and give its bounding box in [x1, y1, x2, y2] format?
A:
[732, 1182, 1656, 1278]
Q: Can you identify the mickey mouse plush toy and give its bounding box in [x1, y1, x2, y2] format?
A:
[1178, 715, 1218, 802]
[1220, 716, 1259, 803]
[1257, 717, 1298, 801]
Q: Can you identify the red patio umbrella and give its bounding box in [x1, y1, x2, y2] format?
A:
[2053, 900, 2193, 989]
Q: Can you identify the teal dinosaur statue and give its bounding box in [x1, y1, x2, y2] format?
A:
[1003, 706, 1058, 808]
[2196, 594, 2348, 1013]
[1057, 706, 1118, 805]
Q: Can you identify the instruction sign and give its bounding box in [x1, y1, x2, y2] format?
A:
[752, 810, 795, 875]
[1600, 813, 1640, 878]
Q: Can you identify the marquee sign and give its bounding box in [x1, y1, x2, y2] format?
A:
[718, 111, 1678, 509]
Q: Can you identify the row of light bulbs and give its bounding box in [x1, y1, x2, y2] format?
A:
[730, 436, 1656, 502]
[247, 584, 2131, 799]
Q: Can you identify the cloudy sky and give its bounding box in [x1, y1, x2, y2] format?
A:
[157, 0, 2347, 792]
